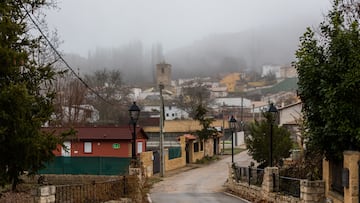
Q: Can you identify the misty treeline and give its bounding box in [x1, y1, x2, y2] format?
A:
[64, 21, 311, 84]
[52, 69, 130, 125]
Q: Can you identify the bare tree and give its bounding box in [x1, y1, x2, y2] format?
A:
[175, 81, 212, 119]
[84, 69, 130, 124]
[52, 72, 88, 126]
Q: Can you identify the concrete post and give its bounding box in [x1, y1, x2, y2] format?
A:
[343, 151, 360, 203]
[33, 185, 56, 203]
[262, 167, 279, 193]
[300, 180, 325, 203]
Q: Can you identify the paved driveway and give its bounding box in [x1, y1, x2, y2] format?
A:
[150, 150, 253, 203]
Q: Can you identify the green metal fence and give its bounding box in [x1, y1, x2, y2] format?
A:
[168, 147, 181, 160]
[39, 157, 131, 175]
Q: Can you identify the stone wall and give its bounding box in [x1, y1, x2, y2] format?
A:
[165, 136, 186, 171]
[343, 151, 360, 203]
[226, 164, 325, 203]
[32, 185, 56, 203]
[300, 180, 325, 203]
[192, 150, 204, 163]
[24, 174, 120, 185]
[140, 151, 153, 177]
[323, 150, 360, 203]
[204, 139, 214, 157]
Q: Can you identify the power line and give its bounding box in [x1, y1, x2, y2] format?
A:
[19, 2, 113, 105]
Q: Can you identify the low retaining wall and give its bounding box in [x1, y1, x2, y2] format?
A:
[24, 174, 120, 185]
[226, 164, 325, 203]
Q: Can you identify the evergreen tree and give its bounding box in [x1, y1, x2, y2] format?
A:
[194, 104, 217, 156]
[294, 0, 360, 160]
[245, 113, 292, 167]
[0, 1, 66, 190]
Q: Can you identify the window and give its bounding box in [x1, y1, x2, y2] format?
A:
[166, 113, 169, 117]
[84, 142, 92, 153]
[200, 141, 204, 151]
[62, 141, 71, 157]
[194, 142, 199, 152]
[172, 113, 175, 117]
[161, 67, 165, 74]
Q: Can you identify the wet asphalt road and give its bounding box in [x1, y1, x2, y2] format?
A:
[150, 150, 253, 203]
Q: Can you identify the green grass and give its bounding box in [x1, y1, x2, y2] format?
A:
[222, 148, 246, 155]
[195, 155, 221, 164]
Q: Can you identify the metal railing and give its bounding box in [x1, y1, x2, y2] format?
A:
[233, 165, 264, 187]
[233, 165, 303, 198]
[279, 176, 301, 198]
[55, 177, 128, 203]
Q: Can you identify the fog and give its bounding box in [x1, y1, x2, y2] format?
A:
[45, 0, 332, 83]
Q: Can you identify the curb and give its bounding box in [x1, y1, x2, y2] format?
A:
[223, 191, 252, 203]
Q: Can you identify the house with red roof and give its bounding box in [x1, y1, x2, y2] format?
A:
[39, 126, 148, 175]
[49, 126, 148, 158]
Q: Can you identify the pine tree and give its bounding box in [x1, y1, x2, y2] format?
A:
[0, 1, 65, 190]
[245, 113, 292, 167]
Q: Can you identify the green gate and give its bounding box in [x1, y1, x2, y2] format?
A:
[39, 157, 131, 175]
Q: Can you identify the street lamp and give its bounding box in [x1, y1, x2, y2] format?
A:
[229, 115, 237, 163]
[268, 103, 278, 167]
[129, 102, 140, 162]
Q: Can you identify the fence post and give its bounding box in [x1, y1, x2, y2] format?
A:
[248, 166, 251, 185]
[123, 176, 127, 195]
[33, 185, 56, 203]
[262, 167, 279, 193]
[300, 180, 325, 203]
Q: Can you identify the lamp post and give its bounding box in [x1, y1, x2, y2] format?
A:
[229, 115, 237, 163]
[268, 103, 278, 167]
[129, 102, 140, 163]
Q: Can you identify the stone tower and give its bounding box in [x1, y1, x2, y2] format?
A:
[156, 62, 171, 87]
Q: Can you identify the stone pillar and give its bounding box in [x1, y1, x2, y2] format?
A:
[343, 151, 360, 203]
[322, 158, 331, 198]
[262, 167, 279, 193]
[300, 180, 325, 203]
[228, 163, 235, 184]
[129, 167, 142, 180]
[33, 185, 56, 203]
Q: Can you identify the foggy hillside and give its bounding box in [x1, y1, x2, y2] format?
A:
[166, 22, 311, 79]
[63, 21, 313, 84]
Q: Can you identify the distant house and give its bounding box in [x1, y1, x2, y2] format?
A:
[60, 105, 99, 124]
[48, 126, 148, 157]
[40, 126, 148, 175]
[210, 86, 228, 98]
[142, 105, 189, 120]
[143, 120, 224, 163]
[278, 102, 302, 144]
[220, 73, 241, 92]
[262, 65, 281, 78]
[280, 66, 297, 78]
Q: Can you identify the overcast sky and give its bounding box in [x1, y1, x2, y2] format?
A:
[45, 0, 332, 57]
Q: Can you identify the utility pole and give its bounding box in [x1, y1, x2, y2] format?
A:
[159, 83, 165, 177]
[222, 102, 225, 154]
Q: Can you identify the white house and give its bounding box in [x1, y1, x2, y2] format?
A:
[61, 104, 99, 123]
[142, 105, 189, 120]
[212, 97, 252, 108]
[278, 102, 303, 144]
[261, 65, 281, 78]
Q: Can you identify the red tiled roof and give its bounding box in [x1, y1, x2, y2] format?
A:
[44, 126, 148, 140]
[182, 134, 197, 141]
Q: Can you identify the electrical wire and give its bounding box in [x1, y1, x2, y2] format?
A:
[19, 2, 113, 105]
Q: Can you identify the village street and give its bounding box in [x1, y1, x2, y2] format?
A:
[149, 150, 253, 203]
